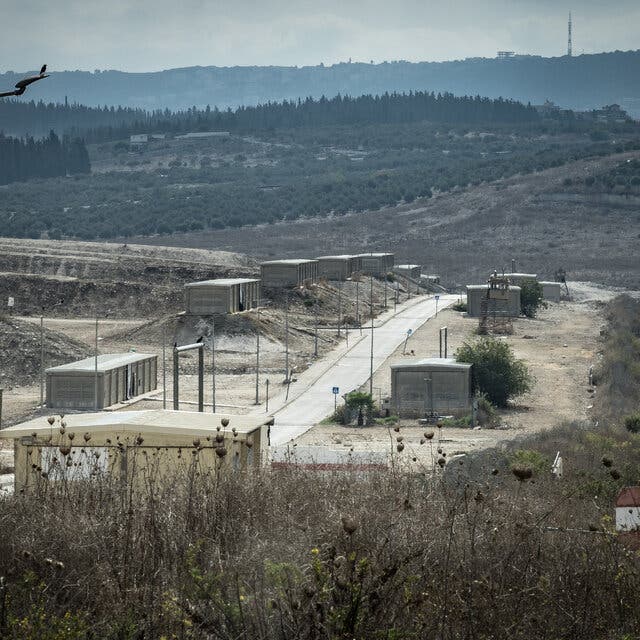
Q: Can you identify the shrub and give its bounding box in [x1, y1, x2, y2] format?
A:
[452, 300, 467, 312]
[624, 413, 640, 434]
[519, 279, 547, 318]
[456, 337, 533, 407]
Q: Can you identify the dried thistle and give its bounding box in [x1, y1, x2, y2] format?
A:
[424, 431, 434, 440]
[221, 418, 230, 427]
[67, 432, 75, 441]
[215, 447, 227, 458]
[59, 446, 71, 456]
[47, 417, 55, 425]
[341, 516, 358, 535]
[396, 443, 405, 452]
[511, 466, 533, 482]
[601, 456, 613, 468]
[437, 457, 446, 468]
[83, 433, 91, 442]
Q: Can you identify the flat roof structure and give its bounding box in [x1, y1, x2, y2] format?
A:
[46, 353, 158, 410]
[185, 278, 261, 315]
[4, 410, 273, 492]
[46, 353, 155, 374]
[391, 358, 472, 417]
[357, 253, 394, 276]
[316, 255, 361, 281]
[261, 259, 319, 287]
[466, 285, 521, 318]
[539, 281, 562, 303]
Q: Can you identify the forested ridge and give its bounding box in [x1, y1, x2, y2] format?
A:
[1, 91, 541, 142]
[0, 132, 90, 185]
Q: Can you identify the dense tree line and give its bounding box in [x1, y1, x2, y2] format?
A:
[2, 92, 541, 144]
[0, 131, 90, 185]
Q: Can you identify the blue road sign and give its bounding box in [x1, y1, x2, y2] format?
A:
[435, 295, 440, 300]
[407, 328, 413, 336]
[332, 386, 340, 395]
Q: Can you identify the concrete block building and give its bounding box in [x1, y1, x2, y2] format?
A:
[316, 255, 361, 281]
[501, 272, 538, 285]
[46, 353, 158, 410]
[540, 281, 562, 303]
[391, 358, 472, 417]
[4, 410, 272, 492]
[185, 278, 260, 315]
[357, 253, 395, 276]
[466, 285, 521, 318]
[260, 259, 319, 287]
[394, 264, 422, 279]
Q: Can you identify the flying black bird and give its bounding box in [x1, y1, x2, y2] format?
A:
[0, 64, 49, 98]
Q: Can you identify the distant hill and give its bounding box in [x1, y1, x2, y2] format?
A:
[2, 50, 640, 116]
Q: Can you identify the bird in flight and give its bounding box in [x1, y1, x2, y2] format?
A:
[0, 64, 49, 98]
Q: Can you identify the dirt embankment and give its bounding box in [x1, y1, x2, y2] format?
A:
[0, 238, 257, 318]
[0, 316, 90, 388]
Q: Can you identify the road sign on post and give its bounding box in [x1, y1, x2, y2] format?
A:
[332, 386, 340, 412]
[435, 294, 440, 316]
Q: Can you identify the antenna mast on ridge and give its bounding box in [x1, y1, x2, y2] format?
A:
[568, 12, 573, 57]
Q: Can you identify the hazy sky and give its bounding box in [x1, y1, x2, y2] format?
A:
[2, 0, 639, 72]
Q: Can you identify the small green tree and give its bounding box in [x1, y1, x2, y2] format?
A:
[519, 279, 547, 318]
[456, 337, 532, 407]
[345, 391, 375, 426]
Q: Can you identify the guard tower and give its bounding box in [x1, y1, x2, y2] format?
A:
[478, 272, 514, 335]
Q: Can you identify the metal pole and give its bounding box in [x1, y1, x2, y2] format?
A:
[337, 281, 342, 337]
[255, 309, 260, 404]
[439, 328, 443, 358]
[211, 318, 216, 412]
[285, 296, 290, 381]
[198, 346, 204, 412]
[173, 346, 179, 410]
[369, 275, 374, 397]
[94, 316, 99, 411]
[314, 300, 318, 357]
[0, 388, 3, 429]
[406, 275, 410, 300]
[356, 279, 359, 326]
[384, 277, 388, 309]
[40, 315, 44, 408]
[444, 326, 448, 358]
[162, 326, 166, 410]
[265, 379, 270, 413]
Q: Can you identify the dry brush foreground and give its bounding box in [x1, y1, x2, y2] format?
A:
[0, 296, 639, 640]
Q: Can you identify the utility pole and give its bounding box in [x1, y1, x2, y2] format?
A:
[284, 295, 290, 382]
[94, 316, 99, 411]
[162, 325, 166, 409]
[314, 299, 319, 357]
[0, 388, 3, 429]
[337, 281, 342, 337]
[39, 314, 44, 408]
[369, 275, 374, 397]
[384, 277, 388, 309]
[355, 278, 359, 326]
[255, 308, 260, 405]
[211, 318, 216, 412]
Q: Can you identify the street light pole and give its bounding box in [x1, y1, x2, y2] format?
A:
[255, 308, 260, 405]
[94, 316, 99, 411]
[369, 275, 374, 397]
[211, 317, 216, 412]
[337, 281, 342, 337]
[314, 299, 319, 357]
[285, 295, 290, 382]
[40, 314, 44, 408]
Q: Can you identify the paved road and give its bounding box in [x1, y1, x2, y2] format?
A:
[264, 294, 457, 445]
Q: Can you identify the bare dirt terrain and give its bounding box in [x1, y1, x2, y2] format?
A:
[293, 283, 617, 465]
[127, 151, 640, 290]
